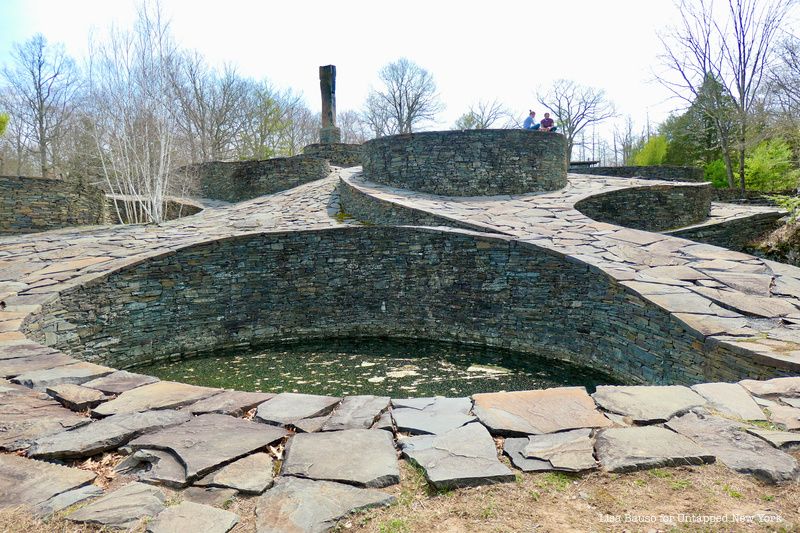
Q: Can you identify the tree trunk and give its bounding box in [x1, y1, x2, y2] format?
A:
[737, 121, 747, 194]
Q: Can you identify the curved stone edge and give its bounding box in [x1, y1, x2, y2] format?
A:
[337, 171, 800, 375]
[573, 182, 712, 232]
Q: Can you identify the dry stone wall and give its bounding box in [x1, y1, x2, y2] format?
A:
[23, 226, 789, 385]
[574, 184, 712, 232]
[362, 131, 567, 196]
[303, 143, 363, 168]
[570, 166, 705, 182]
[0, 176, 107, 235]
[188, 156, 330, 203]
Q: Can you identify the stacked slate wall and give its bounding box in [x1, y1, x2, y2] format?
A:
[303, 143, 363, 168]
[574, 184, 713, 232]
[362, 130, 568, 196]
[0, 175, 107, 235]
[188, 156, 330, 203]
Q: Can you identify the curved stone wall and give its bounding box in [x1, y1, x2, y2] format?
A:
[362, 130, 567, 196]
[107, 196, 203, 224]
[23, 226, 789, 385]
[187, 155, 330, 203]
[0, 175, 107, 235]
[574, 184, 712, 232]
[303, 143, 363, 168]
[570, 165, 705, 182]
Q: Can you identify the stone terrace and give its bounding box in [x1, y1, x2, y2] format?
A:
[1, 166, 799, 531]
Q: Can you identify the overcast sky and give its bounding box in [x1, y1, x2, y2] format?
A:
[0, 0, 784, 151]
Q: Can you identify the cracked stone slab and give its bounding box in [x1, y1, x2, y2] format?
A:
[282, 429, 399, 488]
[28, 409, 192, 459]
[129, 413, 288, 483]
[666, 411, 799, 484]
[690, 382, 766, 421]
[66, 482, 166, 529]
[196, 452, 274, 494]
[0, 386, 88, 451]
[595, 426, 715, 473]
[746, 427, 800, 451]
[45, 383, 110, 411]
[739, 377, 800, 398]
[321, 395, 391, 431]
[391, 396, 475, 435]
[185, 390, 274, 416]
[767, 404, 800, 430]
[255, 392, 341, 427]
[146, 501, 239, 533]
[293, 415, 330, 433]
[692, 286, 800, 318]
[400, 422, 515, 489]
[12, 361, 114, 390]
[116, 449, 188, 488]
[255, 476, 395, 533]
[521, 428, 597, 472]
[34, 484, 104, 518]
[592, 385, 706, 423]
[0, 453, 96, 509]
[0, 352, 77, 378]
[82, 370, 159, 395]
[503, 438, 552, 472]
[181, 486, 238, 507]
[92, 381, 221, 417]
[473, 387, 611, 435]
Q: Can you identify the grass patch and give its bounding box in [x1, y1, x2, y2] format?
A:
[723, 484, 743, 499]
[671, 479, 691, 491]
[534, 471, 576, 492]
[648, 468, 672, 479]
[378, 518, 409, 533]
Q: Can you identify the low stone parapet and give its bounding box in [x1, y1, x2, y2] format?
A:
[362, 130, 568, 196]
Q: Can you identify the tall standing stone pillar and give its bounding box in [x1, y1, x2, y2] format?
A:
[319, 65, 341, 144]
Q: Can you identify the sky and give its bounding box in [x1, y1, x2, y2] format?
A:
[0, 0, 756, 156]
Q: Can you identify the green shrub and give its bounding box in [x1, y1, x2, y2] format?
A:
[0, 113, 8, 137]
[745, 138, 799, 192]
[632, 135, 668, 166]
[704, 158, 730, 188]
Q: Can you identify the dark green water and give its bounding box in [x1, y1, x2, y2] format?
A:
[135, 338, 620, 397]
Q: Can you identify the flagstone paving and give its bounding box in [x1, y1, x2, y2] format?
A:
[2, 169, 800, 530]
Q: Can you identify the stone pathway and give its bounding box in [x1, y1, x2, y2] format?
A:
[0, 168, 799, 530]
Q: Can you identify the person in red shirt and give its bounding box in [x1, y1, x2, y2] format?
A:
[540, 112, 557, 132]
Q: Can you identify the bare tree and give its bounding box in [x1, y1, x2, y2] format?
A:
[536, 79, 616, 162]
[771, 34, 800, 126]
[338, 109, 371, 143]
[281, 104, 318, 156]
[612, 116, 643, 165]
[235, 81, 305, 159]
[362, 58, 444, 136]
[453, 99, 512, 129]
[171, 53, 248, 162]
[87, 2, 179, 224]
[1, 34, 79, 177]
[659, 0, 793, 192]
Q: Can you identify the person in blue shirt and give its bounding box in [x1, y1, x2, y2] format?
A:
[523, 110, 540, 130]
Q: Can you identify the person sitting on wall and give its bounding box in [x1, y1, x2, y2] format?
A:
[539, 112, 558, 132]
[522, 110, 540, 130]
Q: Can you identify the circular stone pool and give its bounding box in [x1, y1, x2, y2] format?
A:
[134, 338, 620, 397]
